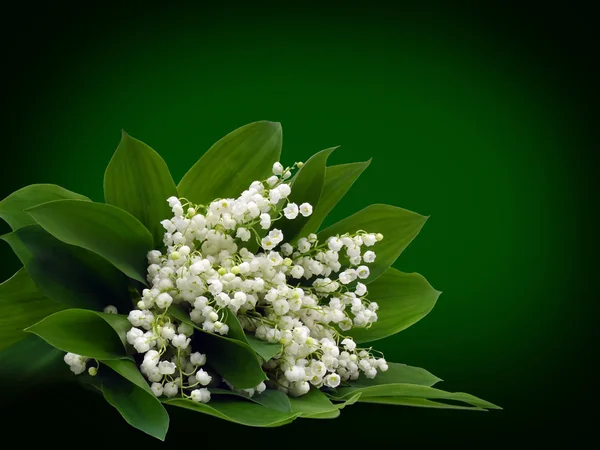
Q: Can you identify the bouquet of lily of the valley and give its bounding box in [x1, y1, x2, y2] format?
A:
[0, 122, 499, 439]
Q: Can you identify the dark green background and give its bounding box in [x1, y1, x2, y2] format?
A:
[1, 3, 595, 446]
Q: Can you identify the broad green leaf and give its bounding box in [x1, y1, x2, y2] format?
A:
[0, 335, 68, 401]
[358, 396, 486, 411]
[302, 391, 362, 419]
[221, 311, 282, 361]
[2, 225, 131, 312]
[347, 362, 442, 388]
[330, 383, 501, 410]
[169, 305, 267, 389]
[178, 121, 282, 204]
[0, 184, 89, 230]
[26, 309, 130, 360]
[104, 131, 178, 247]
[278, 147, 336, 243]
[165, 397, 300, 427]
[318, 204, 428, 283]
[26, 200, 153, 285]
[245, 334, 282, 361]
[302, 160, 371, 235]
[0, 268, 63, 350]
[347, 268, 441, 343]
[102, 359, 154, 395]
[288, 386, 338, 416]
[210, 388, 292, 413]
[100, 364, 170, 440]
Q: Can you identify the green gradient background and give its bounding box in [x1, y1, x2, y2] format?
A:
[1, 4, 595, 446]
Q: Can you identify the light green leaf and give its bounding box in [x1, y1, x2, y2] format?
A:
[210, 388, 292, 413]
[347, 362, 442, 388]
[0, 268, 63, 350]
[26, 200, 153, 285]
[302, 160, 371, 235]
[358, 396, 486, 411]
[178, 121, 282, 204]
[278, 147, 336, 243]
[245, 334, 282, 361]
[169, 305, 266, 389]
[331, 383, 501, 410]
[104, 131, 178, 247]
[0, 335, 69, 401]
[164, 397, 300, 427]
[2, 225, 131, 312]
[26, 308, 130, 360]
[318, 204, 428, 283]
[0, 184, 89, 230]
[100, 364, 170, 440]
[347, 268, 441, 343]
[288, 387, 338, 416]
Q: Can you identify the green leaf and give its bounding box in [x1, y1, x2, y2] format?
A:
[0, 335, 69, 400]
[2, 225, 131, 312]
[302, 160, 371, 235]
[288, 386, 338, 416]
[347, 362, 442, 388]
[164, 397, 300, 427]
[318, 204, 428, 283]
[0, 184, 89, 230]
[0, 268, 63, 350]
[104, 131, 178, 247]
[331, 383, 501, 410]
[245, 333, 282, 361]
[346, 268, 441, 343]
[100, 363, 170, 440]
[210, 388, 292, 413]
[178, 121, 282, 204]
[169, 305, 267, 389]
[26, 308, 130, 360]
[304, 392, 362, 419]
[26, 200, 154, 285]
[358, 396, 486, 411]
[102, 359, 154, 395]
[277, 147, 336, 243]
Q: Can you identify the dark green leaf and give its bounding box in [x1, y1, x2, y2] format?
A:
[348, 362, 442, 388]
[165, 397, 300, 427]
[102, 359, 154, 395]
[100, 364, 170, 440]
[331, 383, 501, 410]
[26, 309, 130, 359]
[347, 267, 441, 343]
[2, 225, 131, 312]
[358, 396, 486, 411]
[304, 392, 362, 419]
[169, 305, 267, 389]
[210, 387, 292, 413]
[0, 268, 63, 350]
[302, 160, 371, 235]
[0, 335, 69, 400]
[0, 184, 89, 230]
[26, 200, 153, 285]
[178, 121, 282, 204]
[104, 131, 178, 247]
[277, 147, 336, 243]
[245, 334, 282, 361]
[288, 386, 338, 416]
[318, 204, 428, 283]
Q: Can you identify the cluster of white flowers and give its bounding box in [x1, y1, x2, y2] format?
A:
[63, 161, 388, 403]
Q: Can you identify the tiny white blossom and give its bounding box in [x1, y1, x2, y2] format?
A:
[363, 251, 376, 263]
[103, 305, 118, 314]
[299, 203, 313, 217]
[273, 162, 284, 175]
[283, 203, 299, 220]
[259, 213, 271, 229]
[191, 388, 211, 403]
